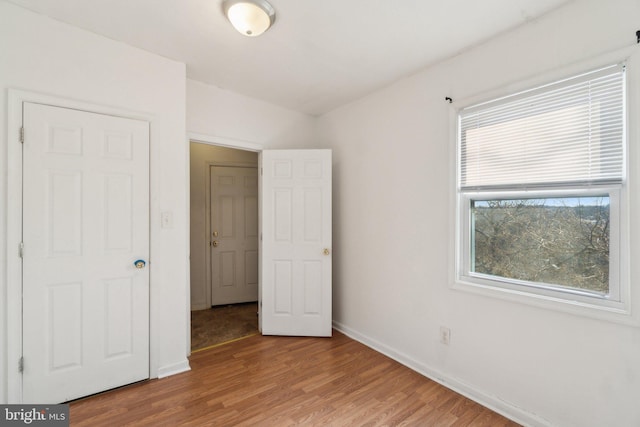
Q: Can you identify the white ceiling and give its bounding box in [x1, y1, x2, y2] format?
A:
[7, 0, 572, 115]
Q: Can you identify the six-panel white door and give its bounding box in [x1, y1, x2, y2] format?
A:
[260, 150, 332, 336]
[210, 166, 259, 305]
[22, 102, 150, 403]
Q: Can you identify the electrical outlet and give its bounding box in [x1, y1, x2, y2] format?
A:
[439, 326, 451, 345]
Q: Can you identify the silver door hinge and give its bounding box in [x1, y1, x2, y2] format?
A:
[261, 167, 263, 176]
[19, 127, 24, 143]
[19, 242, 24, 258]
[18, 357, 24, 373]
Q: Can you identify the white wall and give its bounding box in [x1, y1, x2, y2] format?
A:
[0, 1, 189, 402]
[187, 79, 317, 149]
[317, 0, 640, 426]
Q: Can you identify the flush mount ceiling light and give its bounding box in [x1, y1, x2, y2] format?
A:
[223, 0, 276, 37]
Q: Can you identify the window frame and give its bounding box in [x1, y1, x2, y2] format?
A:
[452, 62, 632, 320]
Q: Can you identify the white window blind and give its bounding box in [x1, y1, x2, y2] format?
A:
[459, 64, 625, 190]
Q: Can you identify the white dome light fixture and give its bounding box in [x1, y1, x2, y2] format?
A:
[223, 0, 276, 37]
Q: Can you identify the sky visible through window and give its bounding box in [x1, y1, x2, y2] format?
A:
[473, 196, 609, 208]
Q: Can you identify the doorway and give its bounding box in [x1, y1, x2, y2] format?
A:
[189, 142, 259, 350]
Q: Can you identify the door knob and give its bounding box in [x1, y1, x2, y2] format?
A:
[212, 241, 219, 247]
[134, 259, 146, 269]
[323, 248, 330, 256]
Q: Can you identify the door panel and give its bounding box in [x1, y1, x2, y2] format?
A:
[22, 102, 149, 403]
[48, 283, 82, 372]
[260, 150, 332, 337]
[210, 166, 259, 305]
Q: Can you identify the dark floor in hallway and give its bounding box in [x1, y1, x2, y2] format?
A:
[190, 302, 259, 351]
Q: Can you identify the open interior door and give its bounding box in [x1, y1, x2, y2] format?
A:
[259, 149, 332, 336]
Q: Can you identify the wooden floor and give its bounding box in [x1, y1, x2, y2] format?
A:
[70, 331, 520, 426]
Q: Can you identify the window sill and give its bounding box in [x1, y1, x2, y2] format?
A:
[452, 276, 639, 327]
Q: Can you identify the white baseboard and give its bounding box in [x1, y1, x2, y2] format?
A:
[156, 359, 191, 379]
[332, 321, 551, 427]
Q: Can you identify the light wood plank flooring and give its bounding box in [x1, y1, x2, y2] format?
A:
[70, 331, 520, 426]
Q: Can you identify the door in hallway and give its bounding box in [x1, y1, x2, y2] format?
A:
[210, 166, 259, 305]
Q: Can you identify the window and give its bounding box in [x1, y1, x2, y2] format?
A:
[456, 64, 627, 311]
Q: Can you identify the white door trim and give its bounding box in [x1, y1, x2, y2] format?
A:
[6, 89, 157, 403]
[188, 133, 263, 153]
